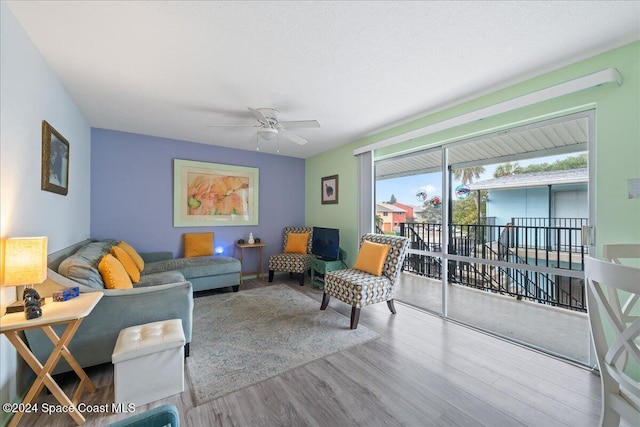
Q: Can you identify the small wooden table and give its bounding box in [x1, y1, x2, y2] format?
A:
[235, 242, 267, 283]
[0, 292, 103, 426]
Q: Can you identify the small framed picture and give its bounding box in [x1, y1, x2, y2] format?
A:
[321, 175, 338, 204]
[41, 120, 69, 195]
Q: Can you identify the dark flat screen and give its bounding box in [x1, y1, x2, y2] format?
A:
[312, 227, 340, 261]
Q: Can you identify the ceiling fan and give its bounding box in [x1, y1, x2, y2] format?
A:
[207, 107, 320, 145]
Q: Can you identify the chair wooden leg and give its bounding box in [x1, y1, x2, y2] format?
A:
[320, 293, 330, 310]
[387, 299, 397, 314]
[299, 273, 305, 286]
[350, 307, 361, 329]
[268, 270, 274, 282]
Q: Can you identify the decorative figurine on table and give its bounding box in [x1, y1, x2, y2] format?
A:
[24, 288, 43, 320]
[248, 233, 255, 244]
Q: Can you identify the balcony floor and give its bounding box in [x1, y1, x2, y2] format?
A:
[394, 272, 591, 365]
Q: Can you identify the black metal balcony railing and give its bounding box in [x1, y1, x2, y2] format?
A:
[396, 220, 588, 312]
[512, 217, 589, 229]
[511, 217, 588, 254]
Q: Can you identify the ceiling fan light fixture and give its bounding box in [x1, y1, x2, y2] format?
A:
[258, 127, 278, 140]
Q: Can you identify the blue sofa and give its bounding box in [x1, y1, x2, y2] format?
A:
[24, 239, 240, 374]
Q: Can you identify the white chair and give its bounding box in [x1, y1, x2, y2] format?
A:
[603, 244, 640, 265]
[585, 256, 640, 427]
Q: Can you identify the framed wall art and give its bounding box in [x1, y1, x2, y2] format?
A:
[41, 120, 70, 195]
[321, 175, 338, 204]
[173, 159, 259, 227]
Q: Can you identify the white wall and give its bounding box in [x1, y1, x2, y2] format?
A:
[0, 1, 91, 411]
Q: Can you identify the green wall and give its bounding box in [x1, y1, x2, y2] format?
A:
[306, 42, 640, 261]
[305, 143, 361, 264]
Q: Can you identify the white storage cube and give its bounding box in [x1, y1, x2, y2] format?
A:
[112, 319, 185, 406]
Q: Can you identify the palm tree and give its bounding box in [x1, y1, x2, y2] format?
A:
[452, 166, 486, 219]
[375, 215, 383, 231]
[453, 166, 485, 184]
[494, 162, 521, 178]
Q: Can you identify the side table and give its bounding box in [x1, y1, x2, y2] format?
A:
[310, 257, 345, 289]
[235, 242, 267, 283]
[0, 292, 103, 426]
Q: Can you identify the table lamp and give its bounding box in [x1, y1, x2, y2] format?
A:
[2, 236, 48, 316]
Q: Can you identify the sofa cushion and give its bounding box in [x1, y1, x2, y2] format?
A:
[268, 253, 314, 274]
[136, 270, 186, 287]
[117, 241, 145, 272]
[98, 254, 133, 289]
[111, 246, 141, 283]
[58, 240, 114, 289]
[184, 232, 214, 258]
[143, 256, 240, 279]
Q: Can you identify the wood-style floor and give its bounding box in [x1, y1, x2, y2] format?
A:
[16, 277, 601, 427]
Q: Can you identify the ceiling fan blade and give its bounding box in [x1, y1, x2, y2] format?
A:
[248, 107, 268, 123]
[279, 129, 308, 145]
[280, 120, 320, 129]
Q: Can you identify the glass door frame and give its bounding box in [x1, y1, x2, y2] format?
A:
[373, 109, 595, 364]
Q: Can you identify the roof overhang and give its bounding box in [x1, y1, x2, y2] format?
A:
[376, 112, 590, 181]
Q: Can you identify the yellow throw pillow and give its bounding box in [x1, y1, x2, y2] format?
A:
[284, 232, 310, 254]
[98, 254, 133, 289]
[184, 232, 214, 257]
[111, 246, 141, 283]
[353, 241, 391, 276]
[117, 241, 145, 272]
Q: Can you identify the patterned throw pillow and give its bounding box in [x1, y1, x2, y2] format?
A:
[98, 254, 133, 289]
[353, 241, 391, 276]
[284, 233, 310, 254]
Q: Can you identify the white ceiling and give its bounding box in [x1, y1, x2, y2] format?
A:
[5, 1, 639, 158]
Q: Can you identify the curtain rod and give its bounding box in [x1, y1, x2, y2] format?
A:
[353, 67, 622, 156]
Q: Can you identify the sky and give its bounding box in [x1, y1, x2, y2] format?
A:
[375, 153, 578, 206]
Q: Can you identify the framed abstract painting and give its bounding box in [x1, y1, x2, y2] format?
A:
[173, 159, 259, 227]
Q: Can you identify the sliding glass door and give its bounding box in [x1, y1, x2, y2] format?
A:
[374, 111, 593, 365]
[375, 147, 444, 316]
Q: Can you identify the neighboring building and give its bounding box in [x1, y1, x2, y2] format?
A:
[392, 202, 415, 220]
[469, 168, 588, 227]
[376, 202, 406, 233]
[412, 205, 426, 217]
[470, 168, 589, 295]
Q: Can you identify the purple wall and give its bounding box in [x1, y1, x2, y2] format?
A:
[91, 128, 305, 274]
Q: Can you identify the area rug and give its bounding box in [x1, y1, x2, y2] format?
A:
[186, 284, 379, 406]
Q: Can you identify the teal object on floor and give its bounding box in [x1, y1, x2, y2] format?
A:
[105, 404, 179, 427]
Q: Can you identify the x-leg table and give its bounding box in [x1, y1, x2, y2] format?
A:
[1, 292, 102, 426]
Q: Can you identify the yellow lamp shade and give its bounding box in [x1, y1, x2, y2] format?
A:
[2, 237, 48, 286]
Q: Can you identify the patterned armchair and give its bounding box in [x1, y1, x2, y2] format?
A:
[321, 233, 409, 329]
[268, 227, 314, 286]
